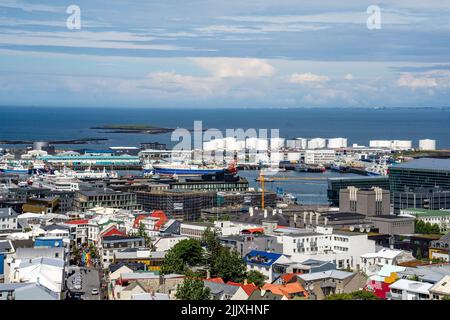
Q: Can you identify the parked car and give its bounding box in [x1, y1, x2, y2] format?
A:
[91, 288, 99, 295]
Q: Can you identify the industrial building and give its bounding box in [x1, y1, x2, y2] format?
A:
[73, 189, 141, 212]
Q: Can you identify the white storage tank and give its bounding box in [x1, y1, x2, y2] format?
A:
[307, 138, 326, 149]
[419, 139, 436, 151]
[327, 137, 348, 149]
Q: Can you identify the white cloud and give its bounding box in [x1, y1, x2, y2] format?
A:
[289, 72, 329, 84]
[344, 73, 353, 80]
[0, 29, 186, 51]
[192, 58, 276, 78]
[397, 70, 450, 89]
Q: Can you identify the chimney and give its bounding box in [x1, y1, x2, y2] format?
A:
[244, 279, 248, 285]
[249, 207, 254, 217]
[293, 214, 297, 223]
[263, 209, 268, 219]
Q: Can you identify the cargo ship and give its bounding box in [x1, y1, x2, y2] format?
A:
[143, 161, 236, 176]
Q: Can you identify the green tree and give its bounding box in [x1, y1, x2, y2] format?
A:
[137, 223, 153, 249]
[161, 239, 203, 275]
[326, 291, 379, 300]
[202, 227, 222, 267]
[415, 247, 423, 260]
[211, 247, 247, 283]
[246, 270, 266, 287]
[175, 276, 210, 300]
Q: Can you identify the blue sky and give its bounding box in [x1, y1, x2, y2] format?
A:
[1, 0, 450, 108]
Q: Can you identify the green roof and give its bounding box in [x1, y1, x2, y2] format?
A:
[403, 208, 450, 217]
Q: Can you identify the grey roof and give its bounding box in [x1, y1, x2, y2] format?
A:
[0, 240, 13, 253]
[298, 270, 354, 281]
[0, 208, 18, 218]
[399, 264, 450, 283]
[203, 281, 239, 296]
[16, 247, 64, 259]
[18, 257, 65, 269]
[393, 158, 450, 171]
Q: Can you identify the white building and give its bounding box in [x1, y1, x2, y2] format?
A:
[304, 149, 336, 165]
[360, 248, 415, 276]
[0, 208, 19, 231]
[327, 138, 348, 149]
[389, 279, 432, 300]
[400, 208, 450, 231]
[279, 229, 376, 270]
[419, 139, 436, 151]
[307, 138, 326, 150]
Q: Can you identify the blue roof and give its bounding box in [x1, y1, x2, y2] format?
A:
[244, 250, 283, 267]
[392, 158, 450, 171]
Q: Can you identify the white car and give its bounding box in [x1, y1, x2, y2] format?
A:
[91, 288, 99, 295]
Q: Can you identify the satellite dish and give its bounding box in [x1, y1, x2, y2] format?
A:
[359, 227, 364, 232]
[349, 226, 355, 232]
[308, 284, 314, 291]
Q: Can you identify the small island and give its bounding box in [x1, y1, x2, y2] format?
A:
[92, 124, 175, 134]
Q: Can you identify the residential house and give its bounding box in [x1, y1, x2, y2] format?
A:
[388, 279, 432, 300]
[244, 250, 285, 282]
[429, 275, 450, 300]
[100, 235, 145, 268]
[360, 248, 415, 276]
[297, 270, 367, 300]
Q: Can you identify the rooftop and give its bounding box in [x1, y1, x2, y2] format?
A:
[392, 158, 450, 172]
[403, 208, 450, 217]
[389, 279, 433, 294]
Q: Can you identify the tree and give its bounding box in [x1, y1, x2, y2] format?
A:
[137, 223, 153, 249]
[161, 239, 203, 275]
[326, 291, 379, 300]
[415, 247, 423, 260]
[72, 246, 82, 265]
[202, 227, 222, 267]
[246, 270, 266, 287]
[211, 247, 247, 283]
[175, 276, 210, 300]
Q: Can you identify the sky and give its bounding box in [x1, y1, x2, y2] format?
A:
[1, 0, 450, 108]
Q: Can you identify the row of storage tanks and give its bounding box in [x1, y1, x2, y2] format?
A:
[203, 137, 348, 151]
[203, 137, 437, 152]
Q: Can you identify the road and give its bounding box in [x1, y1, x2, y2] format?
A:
[67, 267, 101, 300]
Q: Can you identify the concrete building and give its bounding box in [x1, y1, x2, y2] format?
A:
[74, 189, 141, 212]
[360, 248, 415, 276]
[367, 215, 415, 235]
[339, 186, 390, 217]
[389, 279, 432, 300]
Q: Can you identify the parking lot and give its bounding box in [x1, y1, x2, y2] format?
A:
[67, 267, 101, 300]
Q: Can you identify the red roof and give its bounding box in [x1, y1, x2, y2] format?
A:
[102, 227, 126, 238]
[226, 282, 258, 296]
[66, 219, 89, 225]
[205, 277, 225, 284]
[150, 210, 168, 230]
[280, 273, 299, 284]
[133, 214, 149, 229]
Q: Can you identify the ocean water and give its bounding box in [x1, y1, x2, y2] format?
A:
[0, 107, 449, 149]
